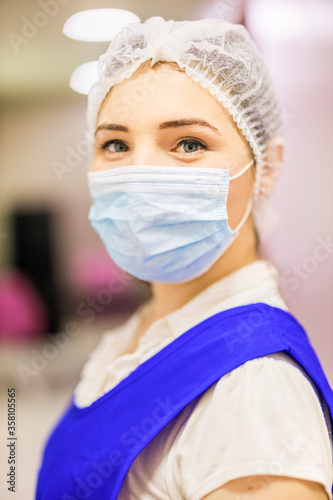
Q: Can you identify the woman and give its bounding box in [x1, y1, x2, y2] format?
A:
[36, 17, 333, 499]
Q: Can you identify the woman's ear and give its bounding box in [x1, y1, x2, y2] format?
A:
[258, 137, 285, 197]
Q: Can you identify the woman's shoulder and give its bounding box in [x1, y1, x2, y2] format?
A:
[167, 352, 333, 500]
[211, 352, 332, 443]
[194, 352, 332, 424]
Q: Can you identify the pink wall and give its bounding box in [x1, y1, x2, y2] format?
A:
[246, 0, 333, 383]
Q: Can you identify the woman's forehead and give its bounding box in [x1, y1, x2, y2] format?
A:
[97, 64, 233, 128]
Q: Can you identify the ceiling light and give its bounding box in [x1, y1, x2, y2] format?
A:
[69, 61, 99, 95]
[63, 8, 140, 42]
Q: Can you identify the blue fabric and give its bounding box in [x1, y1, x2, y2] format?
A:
[87, 163, 253, 283]
[35, 303, 333, 499]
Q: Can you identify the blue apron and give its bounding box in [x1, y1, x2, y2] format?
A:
[35, 303, 333, 499]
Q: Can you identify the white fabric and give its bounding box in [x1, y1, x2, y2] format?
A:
[73, 260, 333, 499]
[86, 16, 283, 197]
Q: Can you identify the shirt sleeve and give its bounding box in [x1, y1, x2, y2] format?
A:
[170, 355, 333, 500]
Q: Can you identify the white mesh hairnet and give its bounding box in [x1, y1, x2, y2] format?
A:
[86, 16, 284, 239]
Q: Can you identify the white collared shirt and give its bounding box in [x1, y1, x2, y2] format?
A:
[73, 260, 333, 499]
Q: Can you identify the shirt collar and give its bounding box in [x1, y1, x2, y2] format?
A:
[135, 259, 286, 349]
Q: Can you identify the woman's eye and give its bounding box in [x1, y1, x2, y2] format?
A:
[100, 140, 129, 153]
[176, 139, 207, 154]
[98, 138, 207, 155]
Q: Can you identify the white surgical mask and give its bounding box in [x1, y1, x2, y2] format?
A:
[87, 160, 254, 283]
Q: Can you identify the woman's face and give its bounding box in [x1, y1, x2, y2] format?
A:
[91, 63, 255, 230]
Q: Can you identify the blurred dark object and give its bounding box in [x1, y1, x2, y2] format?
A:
[68, 245, 152, 317]
[0, 267, 48, 341]
[12, 210, 61, 333]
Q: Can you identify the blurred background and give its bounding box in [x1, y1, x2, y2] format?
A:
[0, 0, 332, 498]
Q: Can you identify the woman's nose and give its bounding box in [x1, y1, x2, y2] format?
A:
[126, 140, 162, 166]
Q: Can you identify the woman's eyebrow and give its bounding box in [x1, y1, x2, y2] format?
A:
[95, 118, 221, 136]
[159, 118, 221, 134]
[95, 123, 128, 135]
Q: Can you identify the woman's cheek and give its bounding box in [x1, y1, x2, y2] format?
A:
[226, 176, 253, 230]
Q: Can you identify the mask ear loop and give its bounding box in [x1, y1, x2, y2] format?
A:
[229, 159, 254, 232]
[229, 159, 254, 181]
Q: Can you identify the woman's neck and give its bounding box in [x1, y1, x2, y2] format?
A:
[149, 218, 259, 321]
